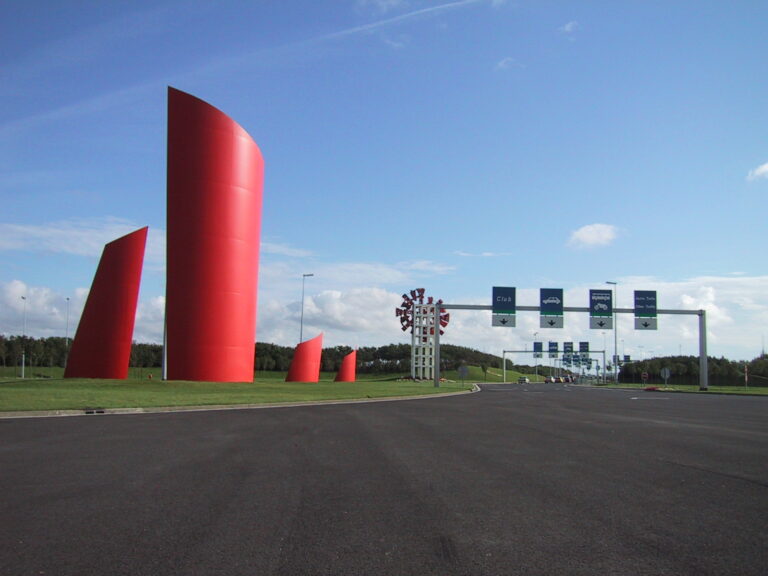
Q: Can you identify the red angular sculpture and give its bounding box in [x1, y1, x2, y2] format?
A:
[64, 227, 148, 379]
[286, 334, 324, 383]
[165, 87, 264, 382]
[334, 350, 357, 382]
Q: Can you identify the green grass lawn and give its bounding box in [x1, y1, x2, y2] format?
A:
[0, 371, 473, 412]
[590, 382, 768, 395]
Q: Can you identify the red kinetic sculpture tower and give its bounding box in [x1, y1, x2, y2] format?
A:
[286, 334, 324, 383]
[165, 87, 264, 382]
[64, 227, 148, 379]
[334, 350, 357, 382]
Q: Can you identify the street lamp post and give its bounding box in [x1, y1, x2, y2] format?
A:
[65, 297, 71, 368]
[606, 281, 618, 382]
[21, 295, 27, 379]
[300, 273, 314, 343]
[533, 331, 539, 381]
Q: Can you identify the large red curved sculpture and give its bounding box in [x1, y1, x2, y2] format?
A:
[165, 87, 264, 382]
[64, 227, 148, 379]
[334, 350, 357, 382]
[286, 334, 324, 383]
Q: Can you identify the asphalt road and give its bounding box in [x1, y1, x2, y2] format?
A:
[1, 383, 766, 575]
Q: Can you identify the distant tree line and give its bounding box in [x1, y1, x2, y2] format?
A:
[1, 334, 766, 385]
[619, 355, 768, 386]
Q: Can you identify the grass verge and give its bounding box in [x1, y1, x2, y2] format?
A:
[0, 372, 473, 412]
[590, 382, 768, 395]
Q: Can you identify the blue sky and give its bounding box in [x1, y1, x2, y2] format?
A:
[1, 0, 766, 363]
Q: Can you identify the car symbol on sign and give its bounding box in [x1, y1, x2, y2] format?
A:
[543, 297, 561, 305]
[594, 303, 609, 311]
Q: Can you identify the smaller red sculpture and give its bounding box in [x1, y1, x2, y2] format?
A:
[334, 350, 357, 382]
[285, 333, 324, 383]
[65, 227, 147, 379]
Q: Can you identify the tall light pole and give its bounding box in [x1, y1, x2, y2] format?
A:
[606, 281, 618, 382]
[21, 295, 27, 379]
[300, 273, 314, 343]
[65, 297, 71, 368]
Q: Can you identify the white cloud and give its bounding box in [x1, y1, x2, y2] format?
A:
[559, 21, 580, 34]
[400, 260, 456, 274]
[357, 0, 409, 13]
[455, 250, 512, 257]
[261, 242, 312, 258]
[0, 217, 164, 266]
[567, 223, 618, 249]
[0, 280, 86, 339]
[746, 161, 768, 181]
[323, 0, 484, 41]
[495, 56, 524, 71]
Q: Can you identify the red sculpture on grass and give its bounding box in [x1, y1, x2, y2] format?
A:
[164, 87, 264, 382]
[286, 334, 324, 383]
[334, 350, 357, 382]
[65, 227, 148, 379]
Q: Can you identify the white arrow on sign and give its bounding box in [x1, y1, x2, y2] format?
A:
[492, 314, 516, 327]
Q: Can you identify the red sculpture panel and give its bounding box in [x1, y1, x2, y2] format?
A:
[165, 87, 264, 382]
[286, 334, 324, 383]
[64, 227, 148, 379]
[334, 350, 357, 382]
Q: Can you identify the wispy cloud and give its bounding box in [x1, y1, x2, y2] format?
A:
[559, 20, 580, 34]
[495, 56, 524, 71]
[747, 161, 768, 181]
[357, 0, 410, 14]
[455, 250, 512, 257]
[321, 0, 485, 41]
[262, 242, 312, 258]
[567, 223, 618, 249]
[0, 217, 164, 265]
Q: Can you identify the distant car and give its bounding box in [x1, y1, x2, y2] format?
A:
[518, 377, 530, 384]
[554, 377, 564, 383]
[544, 376, 554, 383]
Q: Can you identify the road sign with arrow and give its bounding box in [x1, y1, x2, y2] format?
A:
[540, 288, 564, 328]
[492, 286, 516, 327]
[634, 290, 658, 330]
[589, 289, 613, 329]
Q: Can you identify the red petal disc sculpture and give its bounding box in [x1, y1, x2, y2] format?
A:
[165, 87, 264, 382]
[286, 334, 324, 383]
[334, 350, 357, 382]
[64, 227, 148, 379]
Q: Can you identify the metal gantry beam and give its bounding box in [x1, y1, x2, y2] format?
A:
[433, 304, 708, 390]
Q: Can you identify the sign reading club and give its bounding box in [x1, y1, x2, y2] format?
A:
[492, 286, 516, 327]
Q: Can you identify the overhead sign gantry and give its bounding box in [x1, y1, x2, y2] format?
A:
[429, 287, 708, 390]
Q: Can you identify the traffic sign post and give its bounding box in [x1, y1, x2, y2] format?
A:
[540, 288, 564, 328]
[589, 289, 613, 329]
[548, 341, 559, 358]
[492, 286, 516, 327]
[634, 290, 658, 330]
